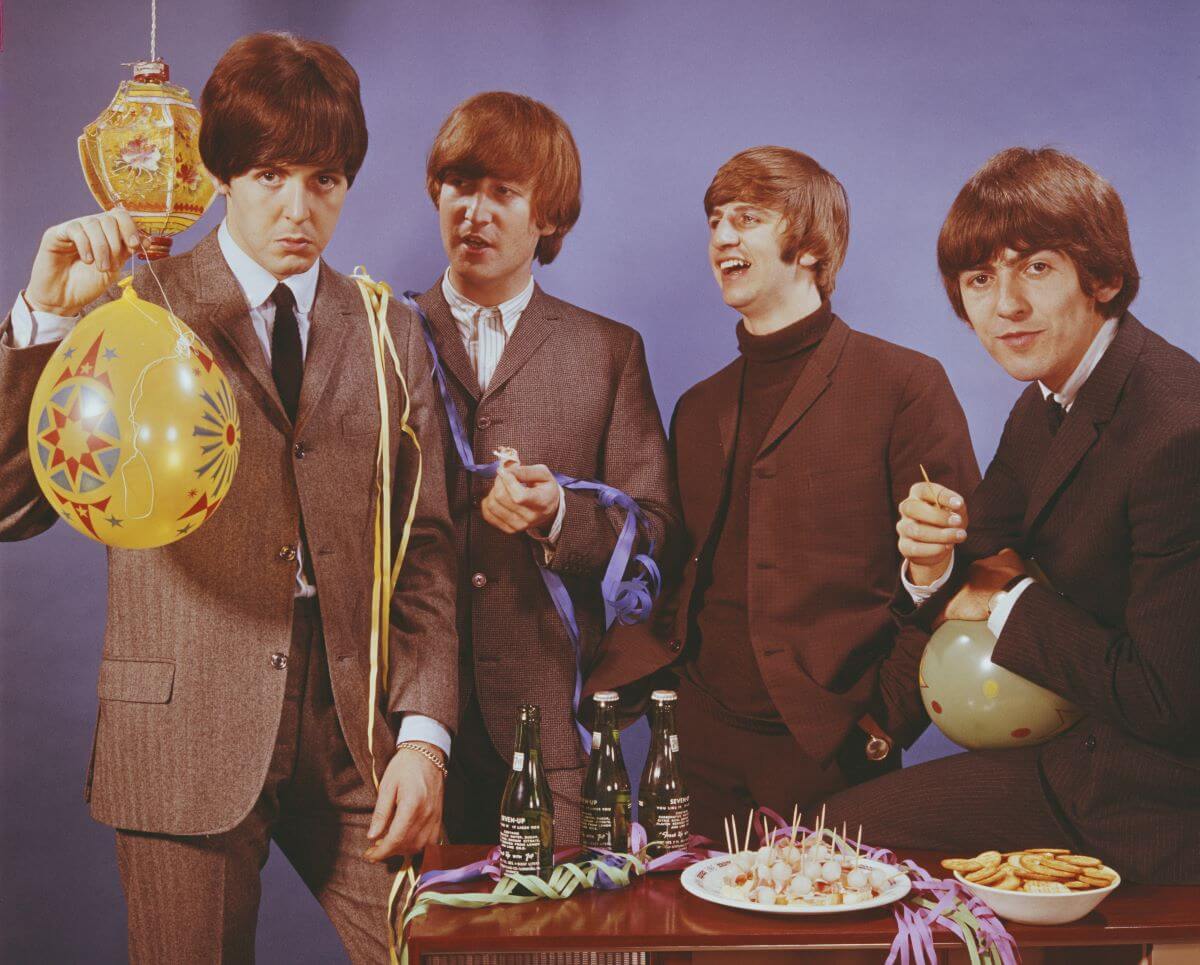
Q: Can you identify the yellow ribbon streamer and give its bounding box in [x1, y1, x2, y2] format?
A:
[352, 270, 423, 965]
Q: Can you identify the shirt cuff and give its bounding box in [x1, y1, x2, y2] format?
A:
[987, 577, 1034, 637]
[395, 714, 452, 758]
[901, 551, 954, 604]
[528, 481, 566, 563]
[12, 292, 79, 347]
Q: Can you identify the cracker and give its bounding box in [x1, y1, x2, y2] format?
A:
[1059, 854, 1102, 868]
[1023, 880, 1071, 894]
[1019, 854, 1075, 879]
[993, 875, 1022, 891]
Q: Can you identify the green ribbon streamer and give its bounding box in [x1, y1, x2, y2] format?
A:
[399, 854, 645, 964]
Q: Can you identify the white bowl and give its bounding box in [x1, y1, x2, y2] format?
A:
[954, 870, 1120, 925]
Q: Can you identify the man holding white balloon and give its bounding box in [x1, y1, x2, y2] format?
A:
[0, 32, 457, 962]
[822, 147, 1200, 885]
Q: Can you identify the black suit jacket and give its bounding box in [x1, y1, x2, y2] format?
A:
[927, 313, 1200, 883]
[594, 316, 980, 764]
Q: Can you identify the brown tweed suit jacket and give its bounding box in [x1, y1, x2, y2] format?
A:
[908, 314, 1200, 883]
[0, 231, 458, 835]
[591, 316, 980, 764]
[414, 283, 679, 770]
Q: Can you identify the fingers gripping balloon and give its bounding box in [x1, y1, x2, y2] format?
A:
[27, 280, 241, 549]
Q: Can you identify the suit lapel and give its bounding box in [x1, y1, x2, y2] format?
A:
[190, 233, 291, 433]
[294, 264, 356, 436]
[1022, 314, 1146, 532]
[483, 285, 558, 400]
[418, 285, 481, 400]
[756, 316, 849, 457]
[716, 358, 744, 461]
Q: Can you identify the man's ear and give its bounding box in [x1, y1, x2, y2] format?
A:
[1093, 276, 1122, 308]
[210, 172, 230, 197]
[538, 221, 558, 238]
[797, 252, 818, 267]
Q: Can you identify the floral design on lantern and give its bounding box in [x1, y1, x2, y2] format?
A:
[117, 136, 163, 177]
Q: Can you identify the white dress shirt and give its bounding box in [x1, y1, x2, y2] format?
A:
[11, 221, 450, 756]
[903, 318, 1121, 637]
[441, 268, 566, 546]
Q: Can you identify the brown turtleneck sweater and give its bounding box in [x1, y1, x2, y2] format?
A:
[687, 300, 834, 720]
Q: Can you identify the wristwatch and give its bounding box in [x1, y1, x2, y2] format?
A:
[986, 574, 1028, 617]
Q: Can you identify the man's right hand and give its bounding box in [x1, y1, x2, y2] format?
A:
[25, 210, 142, 316]
[897, 480, 968, 586]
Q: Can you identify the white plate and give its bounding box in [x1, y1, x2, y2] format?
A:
[680, 854, 911, 915]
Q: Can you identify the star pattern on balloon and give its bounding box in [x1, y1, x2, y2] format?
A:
[33, 332, 121, 497]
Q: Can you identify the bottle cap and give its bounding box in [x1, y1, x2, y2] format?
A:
[651, 689, 678, 702]
[592, 690, 619, 704]
[519, 703, 541, 721]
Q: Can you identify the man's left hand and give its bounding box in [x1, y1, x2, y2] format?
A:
[940, 548, 1026, 624]
[481, 464, 560, 535]
[363, 742, 445, 862]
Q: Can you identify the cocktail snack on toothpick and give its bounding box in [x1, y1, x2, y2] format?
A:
[494, 446, 521, 471]
[717, 807, 903, 907]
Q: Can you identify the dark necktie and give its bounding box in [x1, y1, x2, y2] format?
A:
[1046, 396, 1066, 435]
[270, 284, 303, 423]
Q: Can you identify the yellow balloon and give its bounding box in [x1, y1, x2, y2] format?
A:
[920, 620, 1082, 750]
[27, 281, 241, 548]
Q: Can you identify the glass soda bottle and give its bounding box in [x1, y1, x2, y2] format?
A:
[638, 689, 690, 856]
[498, 704, 554, 879]
[580, 690, 632, 852]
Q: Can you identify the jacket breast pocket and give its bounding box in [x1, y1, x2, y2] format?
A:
[97, 658, 175, 704]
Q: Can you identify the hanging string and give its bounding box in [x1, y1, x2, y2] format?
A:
[148, 0, 158, 61]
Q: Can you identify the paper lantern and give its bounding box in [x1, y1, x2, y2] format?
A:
[28, 280, 240, 548]
[78, 60, 215, 259]
[920, 620, 1082, 750]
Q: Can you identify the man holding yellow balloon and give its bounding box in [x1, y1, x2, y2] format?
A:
[0, 33, 458, 962]
[820, 148, 1200, 886]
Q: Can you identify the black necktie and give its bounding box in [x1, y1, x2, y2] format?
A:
[1046, 396, 1066, 435]
[270, 284, 303, 423]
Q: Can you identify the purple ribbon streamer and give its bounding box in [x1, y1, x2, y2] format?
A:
[400, 291, 661, 754]
[414, 813, 1017, 965]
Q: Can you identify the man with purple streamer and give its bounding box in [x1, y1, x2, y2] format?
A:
[408, 91, 680, 847]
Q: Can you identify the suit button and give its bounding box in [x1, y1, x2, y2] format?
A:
[270, 652, 288, 670]
[293, 442, 306, 459]
[668, 638, 682, 652]
[471, 572, 488, 588]
[476, 416, 492, 430]
[472, 495, 482, 508]
[692, 555, 701, 565]
[1085, 734, 1096, 751]
[277, 545, 297, 563]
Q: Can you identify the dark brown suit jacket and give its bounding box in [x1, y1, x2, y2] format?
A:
[414, 283, 679, 770]
[915, 314, 1200, 883]
[593, 316, 979, 765]
[0, 231, 458, 834]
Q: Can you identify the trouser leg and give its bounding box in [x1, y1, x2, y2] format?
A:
[274, 599, 400, 965]
[114, 600, 313, 964]
[819, 745, 1074, 853]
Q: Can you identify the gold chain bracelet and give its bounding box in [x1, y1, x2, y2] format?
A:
[396, 740, 449, 778]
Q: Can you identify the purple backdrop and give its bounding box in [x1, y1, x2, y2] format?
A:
[2, 1, 1197, 959]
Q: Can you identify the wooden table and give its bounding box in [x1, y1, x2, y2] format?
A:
[404, 846, 1200, 963]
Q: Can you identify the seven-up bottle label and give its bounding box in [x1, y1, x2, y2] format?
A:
[639, 793, 691, 849]
[499, 814, 543, 875]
